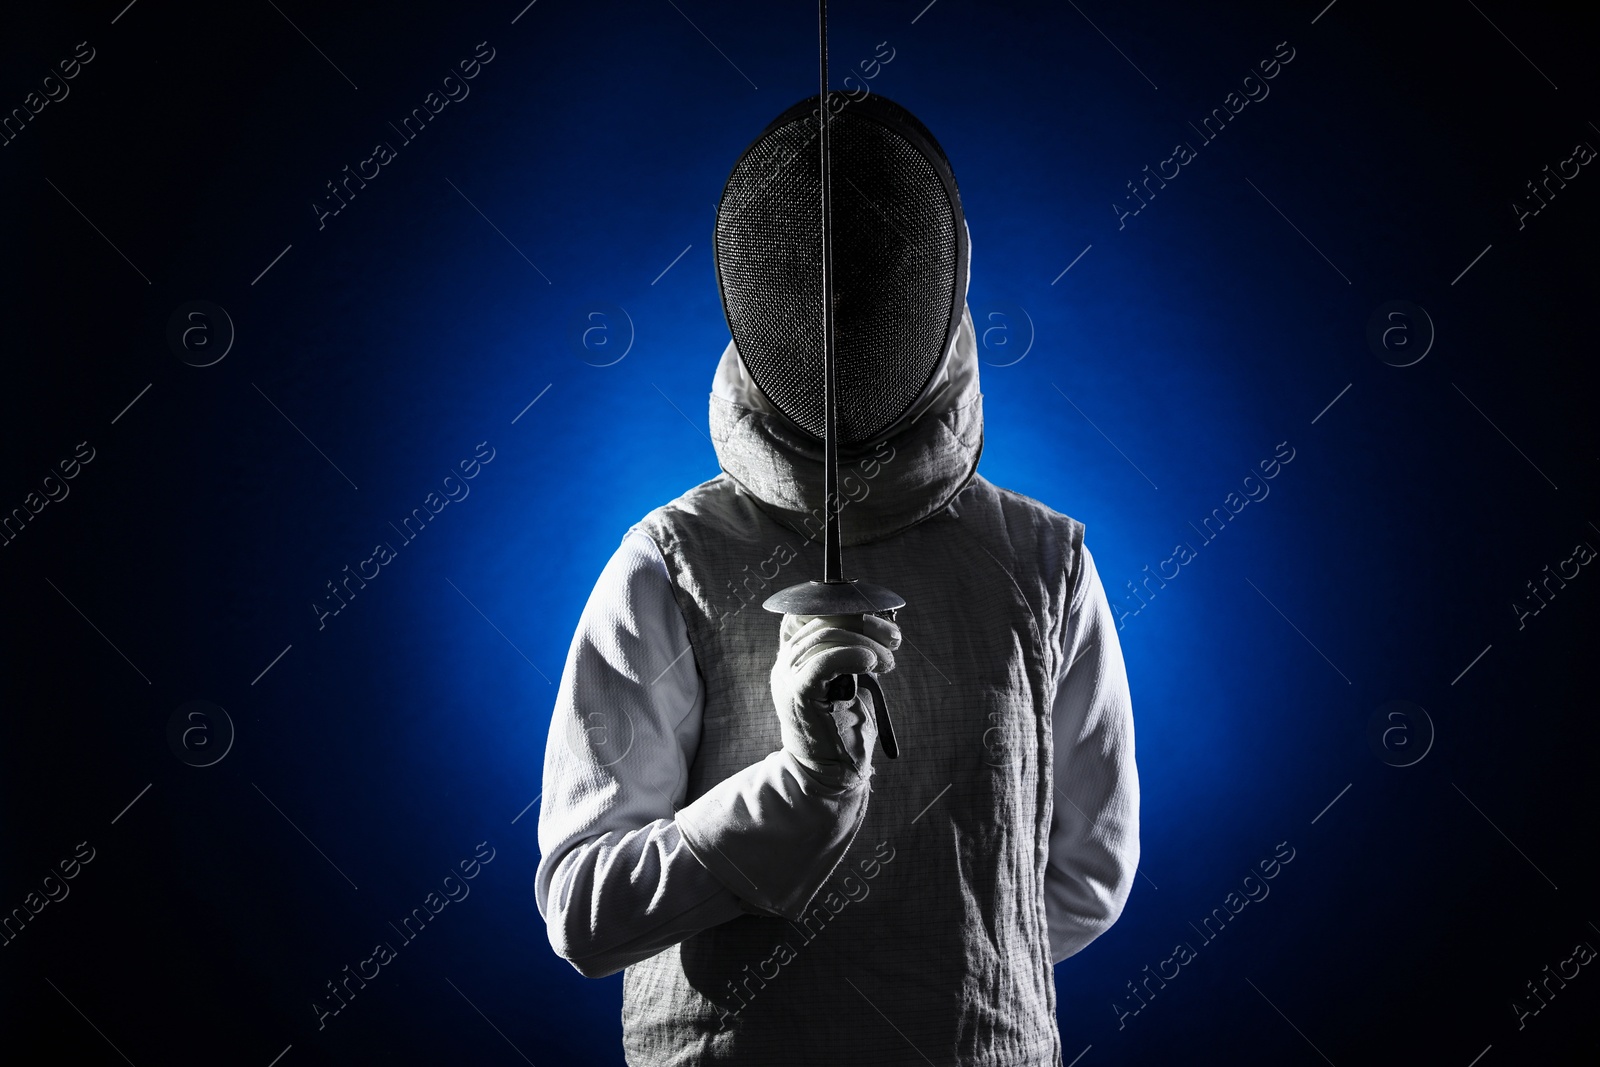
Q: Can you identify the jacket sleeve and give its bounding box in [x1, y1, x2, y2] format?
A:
[534, 530, 746, 978]
[535, 529, 868, 978]
[1045, 543, 1140, 963]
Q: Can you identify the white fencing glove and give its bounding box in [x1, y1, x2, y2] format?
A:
[771, 613, 900, 788]
[674, 611, 902, 920]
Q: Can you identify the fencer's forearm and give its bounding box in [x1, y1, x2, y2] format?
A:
[1045, 544, 1140, 963]
[544, 817, 747, 979]
[1045, 798, 1138, 962]
[1045, 687, 1138, 963]
[543, 756, 870, 976]
[675, 750, 871, 922]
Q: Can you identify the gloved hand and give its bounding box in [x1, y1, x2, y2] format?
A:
[673, 611, 903, 919]
[771, 613, 901, 789]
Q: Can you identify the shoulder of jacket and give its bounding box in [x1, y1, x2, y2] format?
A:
[638, 473, 733, 521]
[970, 476, 1086, 543]
[955, 477, 1088, 604]
[634, 473, 765, 546]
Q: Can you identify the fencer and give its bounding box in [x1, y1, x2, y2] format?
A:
[536, 92, 1139, 1065]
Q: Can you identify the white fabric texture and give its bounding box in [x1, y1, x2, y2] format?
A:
[534, 532, 746, 979]
[536, 527, 1137, 977]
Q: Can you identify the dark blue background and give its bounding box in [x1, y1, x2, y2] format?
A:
[3, 0, 1595, 1063]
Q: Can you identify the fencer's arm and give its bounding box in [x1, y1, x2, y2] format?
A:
[535, 531, 869, 979]
[535, 532, 745, 979]
[1044, 543, 1141, 964]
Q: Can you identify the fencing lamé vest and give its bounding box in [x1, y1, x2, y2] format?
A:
[621, 364, 1084, 1066]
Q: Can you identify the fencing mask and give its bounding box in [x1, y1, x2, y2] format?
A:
[714, 92, 969, 450]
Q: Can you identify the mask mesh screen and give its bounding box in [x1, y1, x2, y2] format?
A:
[716, 101, 958, 445]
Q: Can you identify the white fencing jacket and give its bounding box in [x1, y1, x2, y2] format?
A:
[536, 308, 1138, 1064]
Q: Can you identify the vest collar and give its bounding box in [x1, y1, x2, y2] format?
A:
[708, 305, 983, 547]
